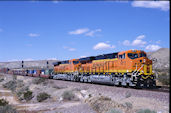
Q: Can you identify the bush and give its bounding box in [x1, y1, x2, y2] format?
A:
[0, 78, 4, 82]
[3, 80, 17, 91]
[23, 91, 33, 101]
[16, 86, 29, 101]
[106, 108, 123, 113]
[37, 92, 50, 102]
[62, 90, 76, 101]
[125, 91, 131, 98]
[157, 72, 170, 86]
[136, 109, 156, 113]
[33, 78, 46, 84]
[122, 102, 133, 109]
[0, 99, 9, 106]
[0, 99, 18, 113]
[0, 105, 18, 113]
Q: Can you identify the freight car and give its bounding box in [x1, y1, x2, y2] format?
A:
[52, 49, 156, 88]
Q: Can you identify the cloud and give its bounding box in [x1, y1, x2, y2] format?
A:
[80, 56, 87, 58]
[85, 29, 102, 37]
[69, 28, 89, 35]
[123, 40, 131, 46]
[93, 42, 115, 50]
[123, 35, 146, 47]
[131, 1, 170, 11]
[132, 38, 146, 47]
[136, 35, 145, 40]
[23, 58, 34, 61]
[46, 58, 57, 60]
[68, 28, 102, 37]
[28, 33, 40, 37]
[8, 59, 20, 62]
[145, 44, 161, 51]
[63, 46, 76, 51]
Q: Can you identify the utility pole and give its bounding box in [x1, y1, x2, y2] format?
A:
[47, 61, 49, 69]
[22, 61, 24, 69]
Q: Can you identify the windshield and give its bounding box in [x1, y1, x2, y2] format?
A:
[128, 53, 138, 59]
[73, 61, 79, 64]
[139, 52, 146, 57]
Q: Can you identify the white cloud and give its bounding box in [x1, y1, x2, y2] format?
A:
[132, 38, 146, 47]
[145, 44, 161, 51]
[93, 42, 115, 50]
[63, 46, 76, 51]
[69, 28, 89, 35]
[8, 59, 20, 62]
[23, 58, 34, 61]
[28, 33, 40, 37]
[80, 56, 87, 58]
[85, 29, 102, 37]
[132, 1, 170, 11]
[123, 35, 146, 47]
[123, 40, 131, 46]
[47, 58, 57, 60]
[136, 35, 145, 40]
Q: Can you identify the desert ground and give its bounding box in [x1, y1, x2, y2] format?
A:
[0, 74, 169, 113]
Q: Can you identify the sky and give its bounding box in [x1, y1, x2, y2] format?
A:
[0, 1, 170, 62]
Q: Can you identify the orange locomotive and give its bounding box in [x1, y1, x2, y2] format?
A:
[52, 50, 156, 88]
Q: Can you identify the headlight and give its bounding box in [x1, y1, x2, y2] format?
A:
[143, 59, 146, 63]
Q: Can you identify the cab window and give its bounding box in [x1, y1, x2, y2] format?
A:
[139, 52, 146, 57]
[119, 53, 125, 59]
[128, 53, 138, 59]
[73, 61, 79, 64]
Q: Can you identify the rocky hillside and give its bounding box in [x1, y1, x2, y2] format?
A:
[147, 48, 170, 70]
[0, 60, 58, 69]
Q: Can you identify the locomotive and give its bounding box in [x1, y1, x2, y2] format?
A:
[52, 49, 156, 88]
[0, 49, 156, 88]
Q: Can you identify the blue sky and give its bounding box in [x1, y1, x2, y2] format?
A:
[0, 1, 170, 62]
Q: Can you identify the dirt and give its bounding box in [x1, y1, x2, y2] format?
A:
[0, 74, 169, 113]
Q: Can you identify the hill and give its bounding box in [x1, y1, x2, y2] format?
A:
[0, 60, 58, 69]
[147, 48, 170, 70]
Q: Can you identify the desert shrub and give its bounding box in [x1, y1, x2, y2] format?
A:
[125, 91, 131, 98]
[122, 102, 133, 109]
[0, 99, 9, 106]
[3, 80, 17, 91]
[106, 108, 123, 113]
[157, 72, 170, 86]
[13, 75, 17, 80]
[23, 91, 33, 101]
[16, 86, 29, 101]
[136, 109, 156, 113]
[0, 99, 18, 113]
[0, 78, 4, 82]
[0, 105, 18, 113]
[16, 80, 24, 88]
[62, 90, 76, 101]
[99, 96, 111, 101]
[33, 78, 46, 84]
[37, 92, 50, 102]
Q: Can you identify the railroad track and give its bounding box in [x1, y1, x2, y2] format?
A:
[1, 73, 169, 93]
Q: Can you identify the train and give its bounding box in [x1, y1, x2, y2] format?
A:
[0, 49, 156, 88]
